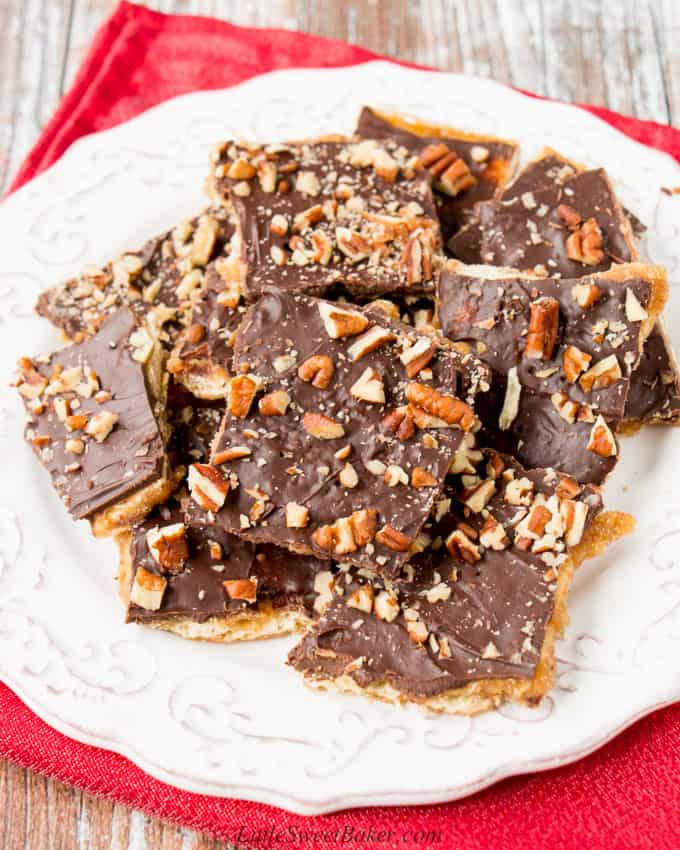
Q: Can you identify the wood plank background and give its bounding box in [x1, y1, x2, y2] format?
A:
[0, 0, 678, 846]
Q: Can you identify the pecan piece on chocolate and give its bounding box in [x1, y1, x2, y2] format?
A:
[404, 382, 475, 431]
[382, 408, 416, 441]
[188, 463, 230, 512]
[525, 297, 560, 360]
[563, 345, 592, 383]
[375, 524, 411, 552]
[228, 375, 259, 418]
[419, 143, 476, 197]
[566, 218, 604, 265]
[223, 578, 258, 603]
[297, 354, 335, 389]
[586, 415, 617, 458]
[303, 411, 345, 439]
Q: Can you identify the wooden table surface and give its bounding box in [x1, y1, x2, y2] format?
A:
[1, 0, 678, 847]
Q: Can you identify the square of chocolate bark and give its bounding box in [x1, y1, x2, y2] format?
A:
[289, 452, 633, 714]
[117, 500, 325, 642]
[36, 205, 240, 349]
[355, 106, 518, 242]
[207, 136, 442, 300]
[448, 149, 638, 272]
[14, 308, 179, 534]
[437, 261, 667, 484]
[185, 289, 490, 577]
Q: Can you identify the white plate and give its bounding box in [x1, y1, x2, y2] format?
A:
[1, 61, 680, 816]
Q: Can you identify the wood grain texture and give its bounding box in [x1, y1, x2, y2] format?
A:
[0, 0, 677, 846]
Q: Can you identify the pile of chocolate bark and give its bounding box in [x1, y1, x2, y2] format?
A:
[14, 107, 679, 714]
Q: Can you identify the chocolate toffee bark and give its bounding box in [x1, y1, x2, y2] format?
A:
[448, 149, 638, 274]
[437, 262, 667, 484]
[117, 501, 325, 642]
[622, 320, 680, 430]
[13, 309, 181, 536]
[36, 205, 240, 356]
[447, 149, 680, 430]
[355, 106, 519, 242]
[207, 136, 442, 300]
[185, 289, 490, 578]
[289, 453, 634, 714]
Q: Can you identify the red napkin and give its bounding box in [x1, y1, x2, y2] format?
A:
[4, 3, 680, 847]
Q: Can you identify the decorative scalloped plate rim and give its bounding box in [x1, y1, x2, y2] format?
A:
[1, 61, 679, 816]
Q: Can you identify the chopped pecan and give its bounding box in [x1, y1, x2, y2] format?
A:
[374, 590, 399, 622]
[317, 302, 369, 338]
[293, 204, 324, 233]
[146, 523, 188, 574]
[405, 382, 475, 431]
[226, 158, 256, 180]
[346, 584, 374, 613]
[270, 214, 289, 237]
[350, 367, 386, 404]
[310, 230, 333, 265]
[303, 411, 345, 439]
[188, 463, 229, 512]
[130, 567, 167, 611]
[551, 391, 580, 423]
[223, 578, 258, 603]
[525, 297, 560, 360]
[579, 355, 622, 392]
[297, 354, 334, 389]
[560, 498, 589, 546]
[526, 504, 553, 536]
[228, 375, 259, 418]
[563, 345, 592, 383]
[566, 218, 604, 265]
[339, 463, 359, 488]
[258, 389, 291, 416]
[312, 509, 377, 555]
[625, 288, 648, 322]
[411, 467, 438, 489]
[382, 408, 416, 440]
[15, 358, 48, 399]
[347, 325, 395, 360]
[571, 282, 602, 309]
[419, 143, 476, 197]
[85, 410, 118, 442]
[445, 528, 481, 563]
[498, 366, 521, 431]
[399, 338, 436, 378]
[556, 203, 581, 228]
[335, 227, 371, 262]
[555, 476, 582, 499]
[463, 479, 496, 513]
[213, 446, 251, 463]
[375, 524, 412, 552]
[285, 502, 309, 528]
[586, 415, 617, 458]
[479, 515, 510, 550]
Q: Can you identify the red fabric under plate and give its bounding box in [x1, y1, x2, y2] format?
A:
[4, 2, 680, 847]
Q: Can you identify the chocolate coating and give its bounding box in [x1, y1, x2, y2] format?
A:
[447, 154, 636, 273]
[36, 206, 236, 346]
[290, 459, 603, 699]
[209, 137, 441, 300]
[126, 503, 324, 625]
[355, 106, 517, 242]
[19, 309, 166, 519]
[437, 266, 653, 483]
[193, 288, 489, 577]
